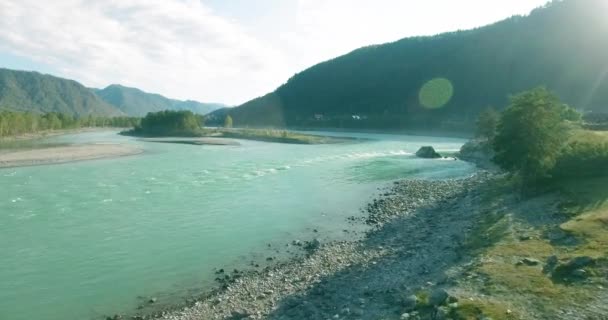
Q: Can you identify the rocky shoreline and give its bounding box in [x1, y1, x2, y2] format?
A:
[113, 171, 495, 320]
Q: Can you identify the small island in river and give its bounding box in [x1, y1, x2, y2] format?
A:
[139, 137, 241, 146]
[121, 110, 352, 145]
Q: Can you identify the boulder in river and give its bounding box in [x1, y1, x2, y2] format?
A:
[415, 146, 442, 159]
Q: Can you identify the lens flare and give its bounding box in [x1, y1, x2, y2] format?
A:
[419, 78, 454, 109]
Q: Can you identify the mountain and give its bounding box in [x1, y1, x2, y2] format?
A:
[0, 68, 121, 116]
[95, 84, 227, 117]
[220, 0, 608, 131]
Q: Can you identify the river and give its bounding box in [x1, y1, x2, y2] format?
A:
[0, 130, 475, 320]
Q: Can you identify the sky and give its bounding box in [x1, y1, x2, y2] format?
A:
[0, 0, 549, 105]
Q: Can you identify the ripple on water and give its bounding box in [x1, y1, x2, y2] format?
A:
[0, 131, 474, 320]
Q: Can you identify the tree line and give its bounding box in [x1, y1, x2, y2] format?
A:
[0, 110, 140, 138]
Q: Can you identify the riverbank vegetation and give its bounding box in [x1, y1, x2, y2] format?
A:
[469, 87, 608, 185]
[447, 88, 608, 319]
[123, 110, 346, 144]
[0, 110, 140, 139]
[205, 128, 345, 144]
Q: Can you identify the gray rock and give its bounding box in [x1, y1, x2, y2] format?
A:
[543, 255, 559, 274]
[415, 146, 442, 159]
[401, 294, 418, 311]
[569, 256, 595, 268]
[436, 306, 450, 320]
[457, 139, 496, 169]
[552, 256, 596, 280]
[429, 289, 449, 306]
[304, 239, 321, 253]
[517, 257, 541, 266]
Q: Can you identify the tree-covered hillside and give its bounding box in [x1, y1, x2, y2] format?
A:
[95, 84, 226, 117]
[222, 0, 608, 131]
[0, 68, 121, 116]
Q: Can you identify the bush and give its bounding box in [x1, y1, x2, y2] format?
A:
[552, 131, 608, 178]
[493, 87, 569, 183]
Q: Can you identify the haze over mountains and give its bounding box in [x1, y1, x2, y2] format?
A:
[94, 85, 227, 117]
[217, 0, 608, 130]
[0, 68, 227, 117]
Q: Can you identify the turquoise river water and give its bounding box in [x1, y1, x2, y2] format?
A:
[0, 130, 475, 320]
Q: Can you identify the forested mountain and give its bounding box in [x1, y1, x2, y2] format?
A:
[95, 84, 226, 117]
[0, 68, 121, 116]
[220, 0, 608, 131]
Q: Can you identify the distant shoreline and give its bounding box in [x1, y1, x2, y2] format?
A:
[139, 137, 241, 146]
[122, 128, 356, 145]
[0, 143, 143, 168]
[289, 127, 473, 139]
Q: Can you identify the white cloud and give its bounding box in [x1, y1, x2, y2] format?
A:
[288, 0, 548, 71]
[0, 0, 289, 104]
[0, 0, 547, 105]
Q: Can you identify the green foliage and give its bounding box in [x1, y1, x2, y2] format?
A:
[475, 107, 500, 139]
[218, 0, 608, 130]
[0, 68, 120, 116]
[552, 131, 608, 178]
[224, 115, 233, 128]
[132, 110, 201, 136]
[560, 104, 582, 123]
[493, 87, 569, 183]
[0, 110, 139, 138]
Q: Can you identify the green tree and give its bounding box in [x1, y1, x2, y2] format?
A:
[493, 87, 569, 183]
[559, 104, 582, 122]
[224, 115, 233, 128]
[475, 107, 500, 140]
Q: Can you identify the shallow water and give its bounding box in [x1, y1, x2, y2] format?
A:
[0, 130, 475, 320]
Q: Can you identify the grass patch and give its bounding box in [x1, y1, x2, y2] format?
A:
[552, 129, 608, 179]
[478, 239, 562, 298]
[561, 208, 608, 259]
[457, 174, 608, 317]
[555, 176, 608, 214]
[450, 300, 519, 320]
